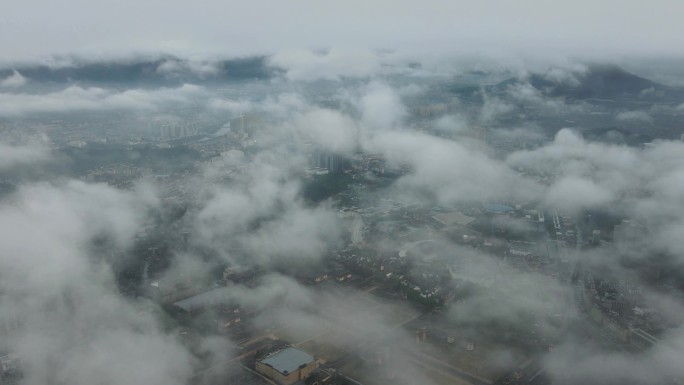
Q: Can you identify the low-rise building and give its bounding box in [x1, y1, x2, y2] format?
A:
[255, 347, 319, 385]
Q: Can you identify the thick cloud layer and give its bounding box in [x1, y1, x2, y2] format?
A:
[1, 52, 684, 385]
[0, 141, 51, 171]
[0, 71, 27, 88]
[0, 84, 204, 116]
[0, 178, 193, 385]
[269, 48, 380, 81]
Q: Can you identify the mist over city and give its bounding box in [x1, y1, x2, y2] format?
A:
[1, 2, 684, 385]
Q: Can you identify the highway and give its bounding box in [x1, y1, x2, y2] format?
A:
[351, 214, 364, 244]
[407, 350, 491, 385]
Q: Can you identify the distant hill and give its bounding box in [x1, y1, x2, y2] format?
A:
[496, 64, 680, 101]
[533, 64, 664, 99]
[0, 56, 277, 86]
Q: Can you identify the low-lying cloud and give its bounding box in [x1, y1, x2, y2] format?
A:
[0, 84, 204, 116]
[0, 70, 27, 88]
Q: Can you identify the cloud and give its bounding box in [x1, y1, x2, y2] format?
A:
[0, 84, 204, 116]
[546, 324, 684, 385]
[433, 114, 469, 136]
[508, 129, 684, 265]
[363, 129, 539, 204]
[0, 70, 27, 88]
[544, 176, 614, 212]
[209, 92, 308, 119]
[358, 82, 407, 129]
[192, 152, 342, 266]
[479, 93, 514, 123]
[269, 48, 380, 81]
[1, 58, 684, 385]
[507, 129, 641, 194]
[506, 82, 585, 115]
[0, 180, 192, 385]
[208, 98, 253, 115]
[0, 141, 51, 171]
[615, 110, 654, 124]
[293, 108, 358, 153]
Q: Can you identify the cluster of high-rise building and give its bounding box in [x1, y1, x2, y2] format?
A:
[310, 150, 352, 174]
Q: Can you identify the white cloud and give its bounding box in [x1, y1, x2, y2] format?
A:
[544, 176, 613, 212]
[0, 70, 27, 88]
[433, 114, 469, 135]
[156, 58, 220, 78]
[208, 98, 253, 114]
[506, 82, 587, 115]
[541, 63, 587, 86]
[269, 47, 380, 81]
[0, 180, 191, 385]
[363, 130, 539, 204]
[209, 92, 308, 120]
[294, 108, 358, 153]
[358, 82, 406, 129]
[193, 152, 342, 265]
[0, 141, 51, 170]
[0, 84, 204, 116]
[479, 93, 514, 123]
[615, 110, 654, 124]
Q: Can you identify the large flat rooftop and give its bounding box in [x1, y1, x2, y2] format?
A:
[258, 347, 315, 375]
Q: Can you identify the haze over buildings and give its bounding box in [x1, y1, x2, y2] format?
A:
[1, 2, 684, 385]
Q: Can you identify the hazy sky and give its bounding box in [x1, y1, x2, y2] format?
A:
[2, 0, 683, 62]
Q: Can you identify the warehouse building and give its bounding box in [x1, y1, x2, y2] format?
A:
[255, 347, 318, 385]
